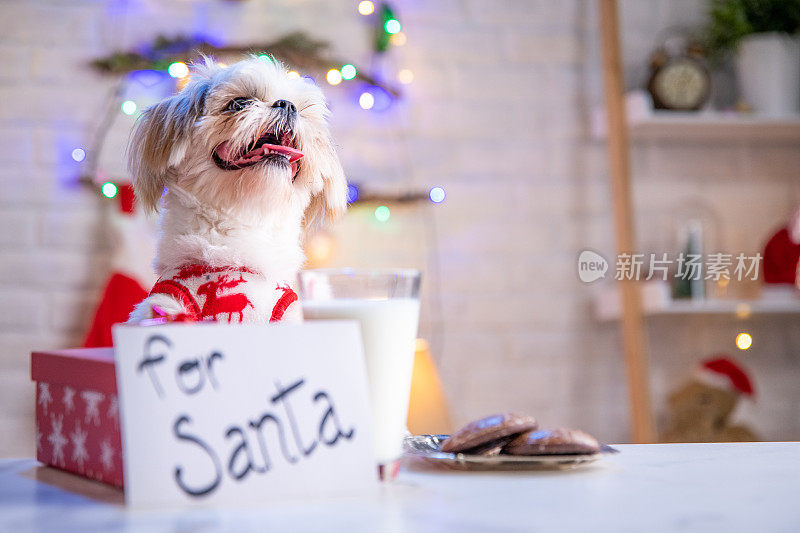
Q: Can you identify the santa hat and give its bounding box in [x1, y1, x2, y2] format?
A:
[694, 356, 755, 397]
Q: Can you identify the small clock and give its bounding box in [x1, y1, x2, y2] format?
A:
[647, 48, 710, 111]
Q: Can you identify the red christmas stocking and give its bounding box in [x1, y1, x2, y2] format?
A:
[83, 185, 156, 347]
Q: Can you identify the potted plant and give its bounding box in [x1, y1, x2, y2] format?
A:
[706, 0, 800, 115]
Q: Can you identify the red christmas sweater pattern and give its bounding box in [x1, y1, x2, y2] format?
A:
[149, 264, 298, 323]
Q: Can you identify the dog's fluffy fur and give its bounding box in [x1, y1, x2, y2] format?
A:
[127, 56, 346, 322]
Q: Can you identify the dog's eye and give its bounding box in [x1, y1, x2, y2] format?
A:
[226, 97, 252, 113]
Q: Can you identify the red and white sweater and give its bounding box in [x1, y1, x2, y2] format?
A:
[148, 264, 300, 323]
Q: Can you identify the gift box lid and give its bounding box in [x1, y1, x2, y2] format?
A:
[31, 348, 116, 392]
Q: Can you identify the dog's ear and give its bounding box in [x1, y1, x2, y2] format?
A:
[127, 78, 210, 212]
[304, 135, 347, 228]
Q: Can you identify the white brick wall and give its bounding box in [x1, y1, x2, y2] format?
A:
[1, 0, 798, 457]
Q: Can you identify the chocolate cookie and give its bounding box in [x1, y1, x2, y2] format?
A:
[503, 428, 600, 455]
[462, 435, 516, 456]
[439, 413, 538, 453]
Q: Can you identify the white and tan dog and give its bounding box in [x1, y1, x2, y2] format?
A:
[127, 56, 346, 324]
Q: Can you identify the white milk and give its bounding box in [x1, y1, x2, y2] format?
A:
[302, 298, 420, 463]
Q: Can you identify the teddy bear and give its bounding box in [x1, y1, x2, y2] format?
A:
[661, 356, 759, 443]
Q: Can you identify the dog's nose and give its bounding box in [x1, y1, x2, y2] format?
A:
[272, 99, 297, 114]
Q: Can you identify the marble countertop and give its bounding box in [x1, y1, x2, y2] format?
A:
[1, 442, 798, 532]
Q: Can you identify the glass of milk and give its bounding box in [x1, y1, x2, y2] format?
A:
[298, 268, 421, 477]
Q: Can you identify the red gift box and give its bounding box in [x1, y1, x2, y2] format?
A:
[30, 348, 124, 488]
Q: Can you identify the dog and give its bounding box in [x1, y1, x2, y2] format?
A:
[127, 56, 346, 324]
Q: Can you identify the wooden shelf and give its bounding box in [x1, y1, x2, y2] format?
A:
[647, 298, 800, 317]
[594, 283, 800, 321]
[592, 110, 800, 142]
[630, 112, 800, 142]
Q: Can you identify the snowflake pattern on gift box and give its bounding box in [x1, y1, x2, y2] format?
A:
[47, 413, 68, 467]
[35, 380, 123, 488]
[70, 422, 89, 471]
[82, 391, 105, 426]
[100, 439, 114, 472]
[38, 383, 52, 414]
[63, 386, 76, 413]
[107, 395, 119, 427]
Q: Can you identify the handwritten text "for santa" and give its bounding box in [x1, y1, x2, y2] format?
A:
[136, 334, 356, 498]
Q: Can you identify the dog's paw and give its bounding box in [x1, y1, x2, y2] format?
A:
[128, 294, 190, 323]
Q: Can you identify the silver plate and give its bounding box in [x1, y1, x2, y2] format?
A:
[403, 434, 618, 471]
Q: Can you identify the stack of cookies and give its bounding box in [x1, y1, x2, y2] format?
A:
[440, 413, 600, 456]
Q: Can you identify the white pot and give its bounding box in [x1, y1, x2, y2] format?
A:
[736, 32, 800, 116]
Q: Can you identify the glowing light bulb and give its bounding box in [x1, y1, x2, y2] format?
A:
[346, 183, 360, 203]
[429, 186, 446, 203]
[374, 205, 390, 222]
[359, 92, 375, 110]
[121, 100, 137, 115]
[340, 64, 357, 80]
[358, 1, 374, 15]
[390, 32, 407, 46]
[168, 61, 189, 78]
[326, 69, 343, 86]
[101, 182, 118, 199]
[307, 232, 336, 264]
[736, 332, 752, 350]
[287, 70, 300, 79]
[71, 148, 86, 162]
[397, 69, 414, 84]
[385, 19, 401, 34]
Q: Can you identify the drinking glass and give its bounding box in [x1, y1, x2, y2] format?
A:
[298, 268, 421, 479]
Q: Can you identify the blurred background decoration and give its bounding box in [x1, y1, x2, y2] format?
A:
[705, 0, 800, 115]
[1, 0, 799, 458]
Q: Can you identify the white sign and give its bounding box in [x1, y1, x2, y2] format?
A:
[112, 321, 377, 508]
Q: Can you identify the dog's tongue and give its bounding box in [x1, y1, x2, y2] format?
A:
[259, 143, 304, 163]
[215, 142, 236, 162]
[215, 141, 304, 164]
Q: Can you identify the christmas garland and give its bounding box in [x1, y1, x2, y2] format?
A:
[90, 32, 399, 97]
